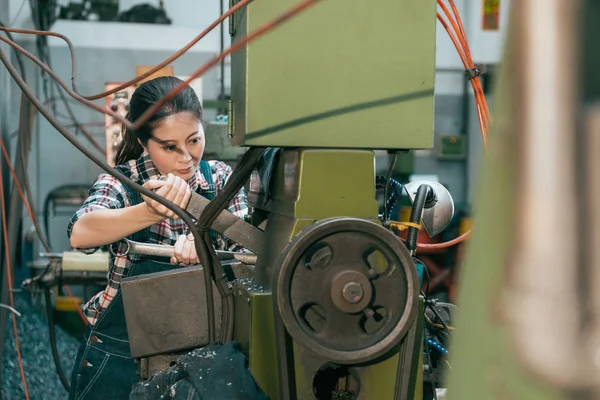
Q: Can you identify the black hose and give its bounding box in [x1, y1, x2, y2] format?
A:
[195, 147, 265, 343]
[406, 184, 431, 253]
[376, 176, 403, 218]
[44, 287, 70, 392]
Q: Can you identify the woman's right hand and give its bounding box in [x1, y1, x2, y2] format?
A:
[142, 173, 192, 220]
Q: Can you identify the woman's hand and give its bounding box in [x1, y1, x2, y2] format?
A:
[142, 173, 192, 220]
[170, 233, 201, 265]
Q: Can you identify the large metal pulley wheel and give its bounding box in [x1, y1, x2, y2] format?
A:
[274, 217, 419, 365]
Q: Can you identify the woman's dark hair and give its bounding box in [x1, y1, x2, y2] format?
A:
[114, 76, 203, 165]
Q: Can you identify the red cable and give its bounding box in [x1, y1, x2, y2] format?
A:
[0, 157, 30, 400]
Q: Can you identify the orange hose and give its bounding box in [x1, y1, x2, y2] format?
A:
[0, 155, 30, 399]
[417, 1, 492, 250]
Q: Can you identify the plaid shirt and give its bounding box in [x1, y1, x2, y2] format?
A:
[67, 152, 248, 325]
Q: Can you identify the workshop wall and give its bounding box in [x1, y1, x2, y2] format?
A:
[4, 0, 512, 253]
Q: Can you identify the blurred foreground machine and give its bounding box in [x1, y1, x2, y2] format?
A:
[445, 0, 600, 399]
[227, 0, 437, 399]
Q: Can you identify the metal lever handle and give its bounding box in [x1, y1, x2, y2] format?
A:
[122, 238, 257, 265]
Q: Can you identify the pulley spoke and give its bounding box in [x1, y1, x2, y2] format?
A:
[371, 266, 407, 311]
[321, 310, 366, 347]
[323, 233, 372, 266]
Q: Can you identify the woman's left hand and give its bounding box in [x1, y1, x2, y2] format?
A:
[171, 233, 201, 265]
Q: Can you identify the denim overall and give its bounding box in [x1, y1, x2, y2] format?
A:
[68, 161, 216, 400]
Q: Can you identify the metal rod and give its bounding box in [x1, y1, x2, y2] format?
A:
[123, 239, 257, 264]
[38, 253, 63, 258]
[0, 303, 20, 317]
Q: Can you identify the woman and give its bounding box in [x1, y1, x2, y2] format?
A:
[67, 76, 248, 400]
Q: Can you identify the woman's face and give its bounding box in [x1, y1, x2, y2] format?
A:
[142, 112, 205, 180]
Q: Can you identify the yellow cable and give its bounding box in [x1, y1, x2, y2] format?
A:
[425, 313, 455, 331]
[389, 220, 421, 231]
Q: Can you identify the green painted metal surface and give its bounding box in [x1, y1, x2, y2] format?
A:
[360, 298, 424, 400]
[252, 150, 379, 288]
[233, 287, 280, 399]
[250, 292, 280, 398]
[229, 0, 436, 149]
[242, 149, 423, 399]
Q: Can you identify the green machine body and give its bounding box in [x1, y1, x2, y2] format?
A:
[229, 0, 437, 150]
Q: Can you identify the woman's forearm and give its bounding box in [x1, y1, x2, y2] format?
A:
[69, 204, 163, 249]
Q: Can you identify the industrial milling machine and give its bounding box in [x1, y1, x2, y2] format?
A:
[119, 0, 452, 399]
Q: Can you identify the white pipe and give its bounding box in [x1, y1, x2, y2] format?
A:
[0, 303, 21, 318]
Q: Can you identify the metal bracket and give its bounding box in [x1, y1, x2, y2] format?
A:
[403, 181, 455, 237]
[465, 63, 487, 80]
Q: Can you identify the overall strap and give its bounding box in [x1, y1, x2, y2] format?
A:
[114, 166, 149, 243]
[199, 160, 218, 239]
[199, 160, 216, 200]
